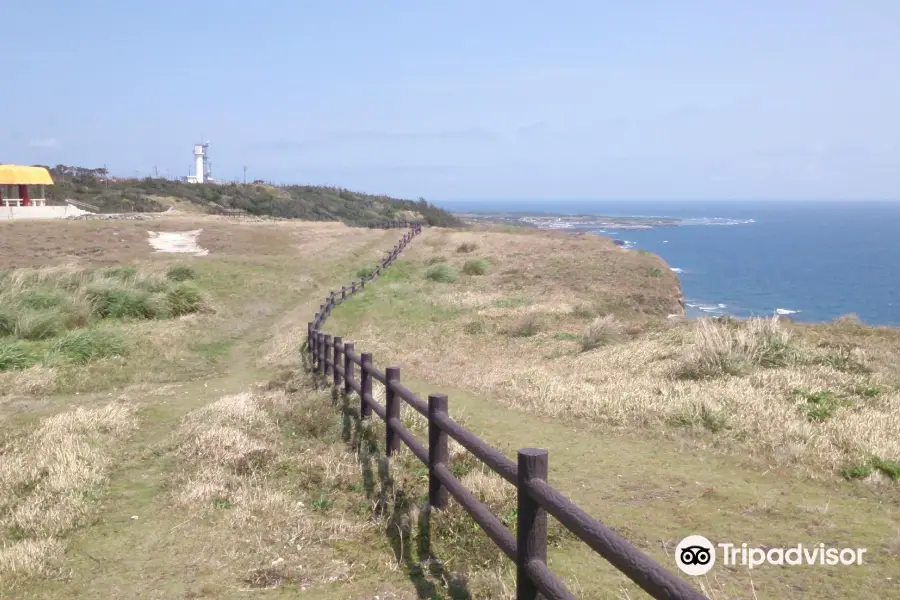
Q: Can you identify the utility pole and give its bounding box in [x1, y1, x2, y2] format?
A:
[154, 165, 159, 178]
[243, 166, 247, 184]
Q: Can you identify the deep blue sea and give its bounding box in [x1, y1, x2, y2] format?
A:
[435, 200, 900, 326]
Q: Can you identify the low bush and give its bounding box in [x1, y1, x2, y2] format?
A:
[580, 316, 624, 351]
[0, 341, 39, 371]
[462, 258, 489, 276]
[14, 311, 63, 341]
[424, 256, 447, 266]
[676, 317, 797, 380]
[456, 242, 478, 253]
[425, 264, 459, 283]
[50, 329, 128, 364]
[166, 265, 196, 282]
[356, 265, 377, 280]
[167, 283, 206, 316]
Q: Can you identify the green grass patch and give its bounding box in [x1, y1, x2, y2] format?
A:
[841, 456, 900, 482]
[494, 296, 532, 309]
[0, 341, 40, 371]
[49, 329, 128, 364]
[17, 289, 66, 310]
[669, 401, 731, 433]
[102, 265, 138, 281]
[424, 256, 447, 266]
[355, 265, 377, 280]
[191, 340, 234, 360]
[166, 283, 206, 316]
[13, 311, 64, 341]
[461, 258, 489, 276]
[553, 332, 579, 342]
[166, 265, 196, 282]
[791, 388, 852, 422]
[424, 264, 458, 283]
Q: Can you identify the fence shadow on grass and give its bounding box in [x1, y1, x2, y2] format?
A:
[305, 222, 708, 600]
[302, 348, 472, 599]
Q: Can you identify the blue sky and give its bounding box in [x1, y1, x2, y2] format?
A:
[3, 1, 899, 201]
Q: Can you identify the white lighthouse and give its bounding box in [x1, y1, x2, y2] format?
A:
[186, 142, 211, 183]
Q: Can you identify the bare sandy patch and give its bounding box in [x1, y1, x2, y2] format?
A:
[147, 229, 209, 256]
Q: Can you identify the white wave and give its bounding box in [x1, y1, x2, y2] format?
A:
[697, 305, 723, 313]
[662, 240, 668, 243]
[775, 308, 800, 315]
[670, 267, 683, 273]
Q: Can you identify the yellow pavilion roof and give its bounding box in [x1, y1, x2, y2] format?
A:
[0, 165, 54, 185]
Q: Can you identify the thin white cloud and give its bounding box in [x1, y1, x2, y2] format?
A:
[28, 138, 60, 150]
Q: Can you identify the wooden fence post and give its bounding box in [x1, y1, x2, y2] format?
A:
[428, 393, 449, 509]
[317, 332, 325, 375]
[333, 336, 343, 388]
[516, 448, 549, 600]
[360, 353, 373, 419]
[323, 335, 332, 378]
[343, 342, 354, 395]
[310, 326, 318, 371]
[385, 366, 401, 456]
[341, 286, 346, 299]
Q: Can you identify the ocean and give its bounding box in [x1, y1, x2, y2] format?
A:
[435, 200, 900, 327]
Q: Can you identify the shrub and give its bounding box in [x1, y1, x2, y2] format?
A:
[456, 242, 478, 253]
[508, 314, 542, 338]
[462, 259, 489, 276]
[166, 265, 196, 282]
[167, 283, 206, 316]
[424, 256, 447, 266]
[424, 264, 458, 284]
[464, 321, 486, 335]
[676, 317, 797, 380]
[580, 315, 624, 351]
[356, 265, 377, 280]
[14, 311, 64, 341]
[86, 283, 152, 319]
[0, 341, 39, 371]
[50, 329, 128, 364]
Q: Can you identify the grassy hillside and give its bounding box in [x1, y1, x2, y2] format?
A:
[38, 164, 462, 227]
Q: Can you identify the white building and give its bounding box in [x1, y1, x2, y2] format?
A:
[186, 143, 212, 183]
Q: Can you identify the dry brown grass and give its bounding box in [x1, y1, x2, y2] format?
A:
[170, 389, 375, 590]
[0, 403, 137, 582]
[327, 228, 900, 481]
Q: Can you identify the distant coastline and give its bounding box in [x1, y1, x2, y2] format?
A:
[448, 202, 899, 327]
[454, 211, 754, 231]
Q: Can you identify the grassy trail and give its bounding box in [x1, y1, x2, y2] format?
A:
[3, 226, 415, 600]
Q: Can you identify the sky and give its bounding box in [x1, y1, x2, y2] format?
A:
[3, 1, 899, 201]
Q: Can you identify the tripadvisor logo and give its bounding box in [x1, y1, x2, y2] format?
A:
[675, 535, 867, 576]
[676, 535, 716, 576]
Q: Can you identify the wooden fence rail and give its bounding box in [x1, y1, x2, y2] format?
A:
[306, 221, 707, 600]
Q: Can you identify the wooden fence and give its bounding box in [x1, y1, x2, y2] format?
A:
[306, 222, 708, 600]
